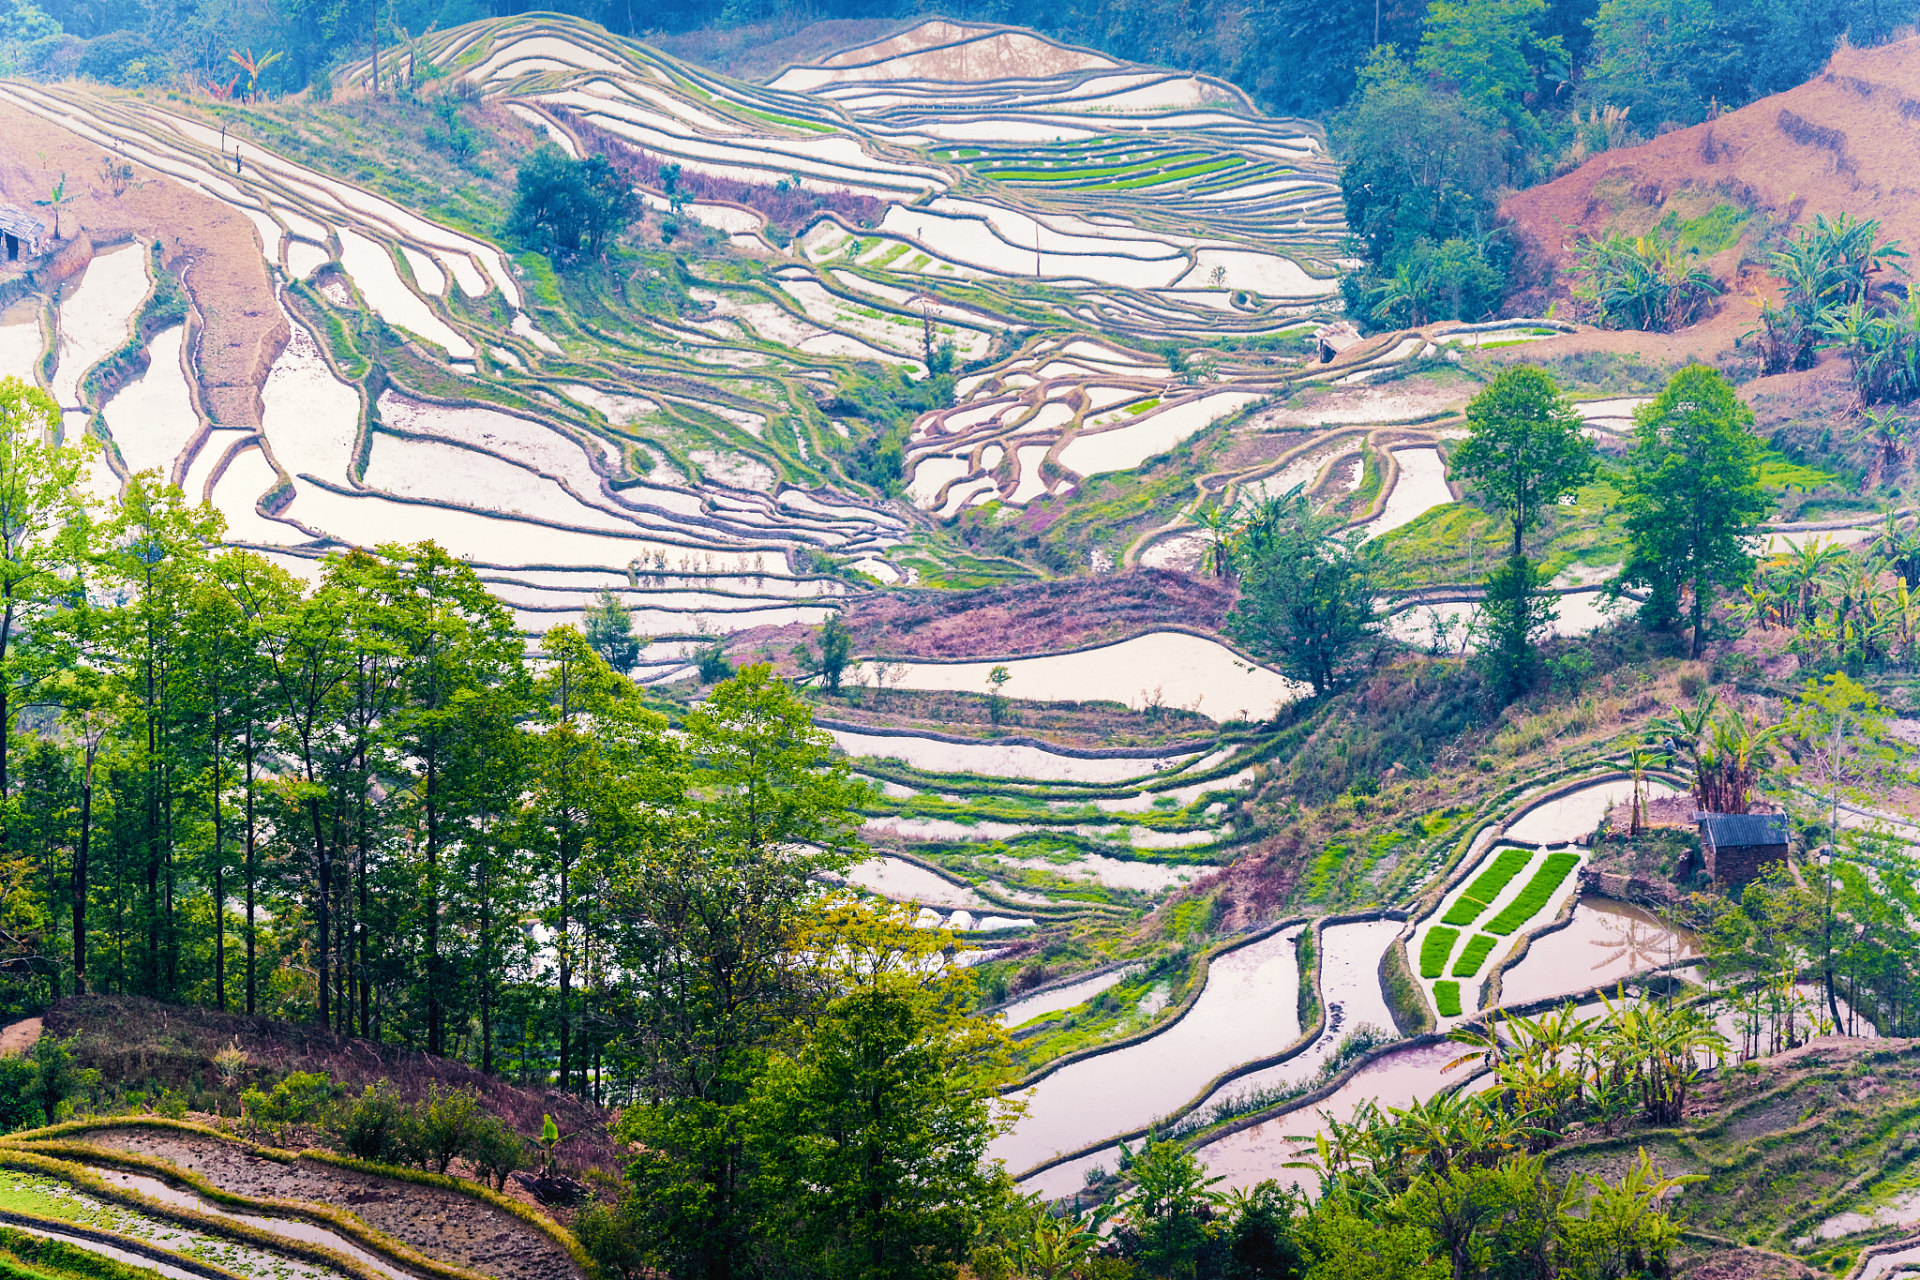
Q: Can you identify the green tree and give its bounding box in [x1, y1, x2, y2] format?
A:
[1618, 365, 1769, 657]
[1451, 368, 1596, 560]
[747, 901, 1016, 1280]
[25, 1032, 97, 1124]
[0, 377, 94, 858]
[507, 144, 638, 262]
[1223, 489, 1380, 697]
[583, 589, 642, 675]
[1416, 0, 1567, 130]
[1451, 367, 1596, 703]
[1332, 50, 1508, 275]
[794, 613, 854, 695]
[1582, 0, 1717, 130]
[1118, 1139, 1227, 1280]
[605, 664, 869, 1280]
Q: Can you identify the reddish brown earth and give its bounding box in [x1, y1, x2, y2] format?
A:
[842, 568, 1235, 658]
[1501, 36, 1920, 313]
[0, 100, 285, 433]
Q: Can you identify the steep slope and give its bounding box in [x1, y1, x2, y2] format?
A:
[1500, 35, 1920, 318]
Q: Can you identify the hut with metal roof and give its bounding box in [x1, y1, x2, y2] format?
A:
[0, 206, 45, 263]
[1696, 812, 1790, 889]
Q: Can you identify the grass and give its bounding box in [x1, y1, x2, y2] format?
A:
[1758, 448, 1840, 491]
[1451, 933, 1499, 977]
[1087, 158, 1246, 191]
[1483, 852, 1581, 935]
[1433, 980, 1463, 1017]
[1439, 848, 1533, 926]
[1419, 926, 1460, 979]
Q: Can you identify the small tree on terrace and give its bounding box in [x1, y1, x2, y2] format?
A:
[1222, 486, 1380, 697]
[508, 145, 637, 263]
[1450, 366, 1596, 704]
[1617, 365, 1769, 657]
[583, 589, 641, 675]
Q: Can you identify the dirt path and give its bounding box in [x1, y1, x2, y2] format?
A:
[0, 101, 286, 434]
[0, 1015, 42, 1054]
[86, 1128, 581, 1280]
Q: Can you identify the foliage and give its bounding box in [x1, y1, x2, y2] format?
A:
[241, 1070, 334, 1137]
[583, 589, 642, 675]
[793, 613, 854, 695]
[1616, 365, 1769, 656]
[328, 1081, 417, 1164]
[828, 367, 957, 496]
[1568, 233, 1724, 332]
[1475, 553, 1559, 706]
[506, 144, 637, 263]
[1441, 849, 1532, 926]
[1747, 213, 1905, 376]
[1481, 852, 1578, 934]
[1222, 487, 1382, 697]
[1452, 368, 1597, 559]
[1344, 236, 1505, 330]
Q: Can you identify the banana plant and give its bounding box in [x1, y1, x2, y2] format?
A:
[31, 173, 68, 240]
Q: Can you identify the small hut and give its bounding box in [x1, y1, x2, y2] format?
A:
[1314, 320, 1363, 363]
[0, 206, 45, 263]
[1696, 812, 1790, 889]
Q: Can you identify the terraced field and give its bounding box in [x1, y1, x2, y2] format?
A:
[5, 16, 1911, 1239]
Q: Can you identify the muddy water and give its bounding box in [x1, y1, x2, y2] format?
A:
[1506, 779, 1677, 845]
[94, 1169, 413, 1280]
[1498, 897, 1698, 1006]
[1193, 920, 1401, 1107]
[990, 927, 1303, 1173]
[998, 967, 1143, 1028]
[3, 1222, 212, 1280]
[1195, 1039, 1466, 1191]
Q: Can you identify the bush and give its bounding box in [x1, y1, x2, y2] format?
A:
[417, 1085, 483, 1175]
[1440, 848, 1532, 926]
[1433, 980, 1463, 1017]
[1418, 926, 1460, 979]
[506, 144, 636, 263]
[76, 30, 168, 85]
[577, 1202, 645, 1280]
[1484, 852, 1581, 934]
[0, 1054, 37, 1131]
[329, 1082, 417, 1163]
[1451, 933, 1500, 977]
[1568, 234, 1723, 332]
[466, 1114, 526, 1190]
[242, 1070, 334, 1138]
[694, 639, 733, 683]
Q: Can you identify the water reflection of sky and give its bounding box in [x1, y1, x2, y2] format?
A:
[1500, 897, 1698, 1005]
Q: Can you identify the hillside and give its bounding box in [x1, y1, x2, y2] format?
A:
[1500, 35, 1920, 325]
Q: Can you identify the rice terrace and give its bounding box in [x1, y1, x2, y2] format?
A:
[2, 6, 1920, 1280]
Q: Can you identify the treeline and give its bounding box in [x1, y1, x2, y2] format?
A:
[0, 372, 865, 1100]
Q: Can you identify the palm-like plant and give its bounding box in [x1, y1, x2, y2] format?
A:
[32, 173, 69, 241]
[1193, 502, 1242, 580]
[228, 48, 285, 102]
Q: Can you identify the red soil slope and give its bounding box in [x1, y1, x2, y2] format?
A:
[1502, 36, 1920, 318]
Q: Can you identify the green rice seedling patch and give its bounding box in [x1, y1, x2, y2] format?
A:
[1757, 449, 1838, 491]
[1451, 933, 1499, 977]
[907, 254, 930, 271]
[1484, 852, 1581, 934]
[1126, 398, 1160, 415]
[1433, 980, 1463, 1016]
[1440, 848, 1532, 926]
[1089, 157, 1246, 190]
[870, 244, 909, 269]
[737, 106, 832, 133]
[1419, 926, 1460, 979]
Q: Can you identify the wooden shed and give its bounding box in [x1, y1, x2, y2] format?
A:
[1697, 812, 1790, 889]
[0, 206, 45, 262]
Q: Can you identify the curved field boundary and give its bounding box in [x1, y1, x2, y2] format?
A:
[855, 844, 1124, 921]
[1007, 907, 1408, 1182]
[854, 621, 1283, 678]
[978, 958, 1145, 1021]
[820, 717, 1216, 763]
[5, 1121, 588, 1280]
[1176, 956, 1711, 1164]
[11, 1140, 488, 1280]
[1002, 913, 1310, 1094]
[0, 1147, 406, 1280]
[0, 1207, 251, 1280]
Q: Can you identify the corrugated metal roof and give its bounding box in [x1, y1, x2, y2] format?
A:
[1698, 812, 1790, 847]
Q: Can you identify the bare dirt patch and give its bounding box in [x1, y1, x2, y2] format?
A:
[842, 568, 1234, 660]
[0, 1015, 42, 1055]
[82, 1127, 580, 1280]
[0, 100, 284, 434]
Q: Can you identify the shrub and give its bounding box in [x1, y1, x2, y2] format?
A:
[1568, 233, 1723, 333]
[1418, 926, 1460, 979]
[1440, 848, 1532, 926]
[1451, 933, 1500, 977]
[328, 1081, 417, 1163]
[577, 1202, 645, 1280]
[1433, 980, 1463, 1017]
[506, 144, 636, 263]
[1484, 852, 1581, 934]
[242, 1070, 334, 1138]
[694, 639, 733, 683]
[0, 1054, 36, 1132]
[23, 1034, 98, 1126]
[417, 1085, 484, 1175]
[466, 1114, 526, 1190]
